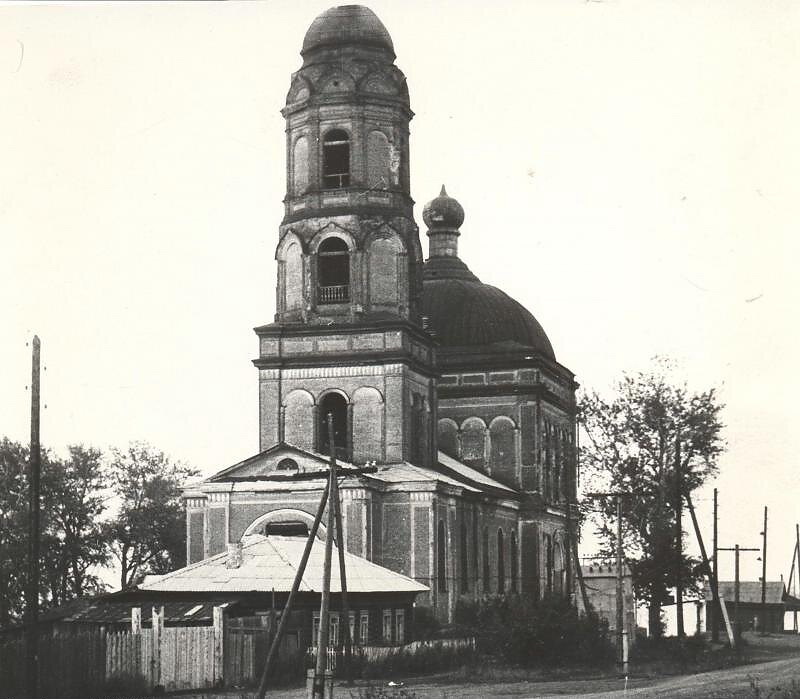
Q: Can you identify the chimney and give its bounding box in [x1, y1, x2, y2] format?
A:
[225, 541, 243, 569]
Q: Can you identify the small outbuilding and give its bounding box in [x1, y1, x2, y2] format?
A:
[113, 532, 429, 648]
[704, 581, 800, 633]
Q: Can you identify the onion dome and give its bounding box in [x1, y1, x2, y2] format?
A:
[421, 187, 555, 360]
[422, 185, 465, 232]
[302, 5, 395, 57]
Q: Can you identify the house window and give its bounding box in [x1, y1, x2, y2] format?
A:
[437, 520, 447, 592]
[329, 612, 340, 647]
[460, 522, 469, 592]
[348, 612, 355, 646]
[317, 237, 350, 304]
[360, 611, 369, 646]
[323, 129, 350, 189]
[318, 392, 348, 460]
[497, 529, 505, 593]
[395, 609, 405, 645]
[382, 609, 392, 643]
[312, 613, 319, 645]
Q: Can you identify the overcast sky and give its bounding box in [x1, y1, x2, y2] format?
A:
[2, 1, 799, 591]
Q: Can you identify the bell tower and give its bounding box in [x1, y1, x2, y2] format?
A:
[255, 6, 436, 467]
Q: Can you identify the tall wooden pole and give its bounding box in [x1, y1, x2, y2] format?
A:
[795, 524, 799, 633]
[674, 433, 684, 638]
[26, 336, 41, 699]
[616, 496, 627, 674]
[685, 492, 719, 639]
[760, 506, 768, 633]
[712, 488, 719, 641]
[331, 425, 352, 684]
[734, 544, 740, 641]
[312, 415, 337, 699]
[256, 481, 330, 699]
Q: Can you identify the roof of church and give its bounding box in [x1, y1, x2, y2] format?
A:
[422, 265, 556, 360]
[302, 5, 395, 57]
[421, 187, 556, 361]
[195, 443, 516, 499]
[139, 534, 427, 595]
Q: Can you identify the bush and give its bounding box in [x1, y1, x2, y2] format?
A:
[455, 595, 615, 669]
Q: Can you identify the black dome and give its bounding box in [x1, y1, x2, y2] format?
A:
[302, 6, 395, 56]
[422, 257, 555, 360]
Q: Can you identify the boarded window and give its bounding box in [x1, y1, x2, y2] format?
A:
[461, 418, 486, 471]
[490, 417, 515, 484]
[293, 136, 309, 194]
[352, 387, 383, 463]
[283, 390, 314, 450]
[367, 130, 390, 189]
[510, 530, 518, 593]
[368, 236, 400, 307]
[283, 241, 303, 312]
[437, 519, 447, 592]
[497, 529, 505, 593]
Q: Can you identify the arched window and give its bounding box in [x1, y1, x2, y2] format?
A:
[319, 392, 348, 460]
[497, 529, 505, 593]
[317, 237, 350, 304]
[545, 534, 554, 595]
[276, 458, 298, 471]
[510, 530, 518, 593]
[460, 522, 469, 593]
[322, 129, 350, 189]
[437, 520, 447, 593]
[263, 520, 308, 537]
[482, 527, 490, 593]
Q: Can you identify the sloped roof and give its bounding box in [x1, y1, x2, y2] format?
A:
[437, 451, 516, 495]
[139, 534, 428, 595]
[705, 581, 786, 605]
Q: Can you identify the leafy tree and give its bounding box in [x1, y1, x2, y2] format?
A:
[0, 439, 109, 625]
[579, 360, 725, 637]
[41, 445, 109, 607]
[105, 442, 198, 589]
[0, 438, 30, 625]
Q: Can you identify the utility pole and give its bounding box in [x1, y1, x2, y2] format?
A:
[685, 491, 719, 640]
[585, 491, 630, 675]
[712, 488, 719, 642]
[760, 507, 768, 634]
[718, 545, 759, 646]
[26, 336, 41, 699]
[795, 524, 799, 633]
[330, 433, 352, 684]
[312, 415, 337, 699]
[675, 433, 684, 638]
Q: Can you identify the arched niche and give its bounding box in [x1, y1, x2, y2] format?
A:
[437, 418, 458, 458]
[293, 136, 309, 195]
[352, 386, 384, 463]
[368, 235, 403, 308]
[490, 416, 516, 484]
[283, 241, 303, 312]
[460, 417, 487, 472]
[243, 508, 327, 541]
[367, 130, 391, 190]
[283, 389, 315, 450]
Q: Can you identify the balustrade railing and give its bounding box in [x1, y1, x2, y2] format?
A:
[318, 284, 349, 304]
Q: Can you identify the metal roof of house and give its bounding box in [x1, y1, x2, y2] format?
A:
[437, 451, 516, 494]
[139, 534, 428, 595]
[705, 581, 786, 605]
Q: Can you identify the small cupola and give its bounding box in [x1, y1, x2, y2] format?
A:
[422, 185, 465, 258]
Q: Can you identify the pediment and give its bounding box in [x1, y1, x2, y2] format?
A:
[206, 442, 344, 482]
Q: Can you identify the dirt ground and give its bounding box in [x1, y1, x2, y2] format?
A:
[242, 633, 800, 699]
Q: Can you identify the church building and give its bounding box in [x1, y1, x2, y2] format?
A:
[184, 5, 578, 623]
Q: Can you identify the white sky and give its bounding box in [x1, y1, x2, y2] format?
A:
[1, 1, 799, 591]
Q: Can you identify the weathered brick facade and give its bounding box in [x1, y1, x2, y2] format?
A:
[184, 5, 578, 625]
